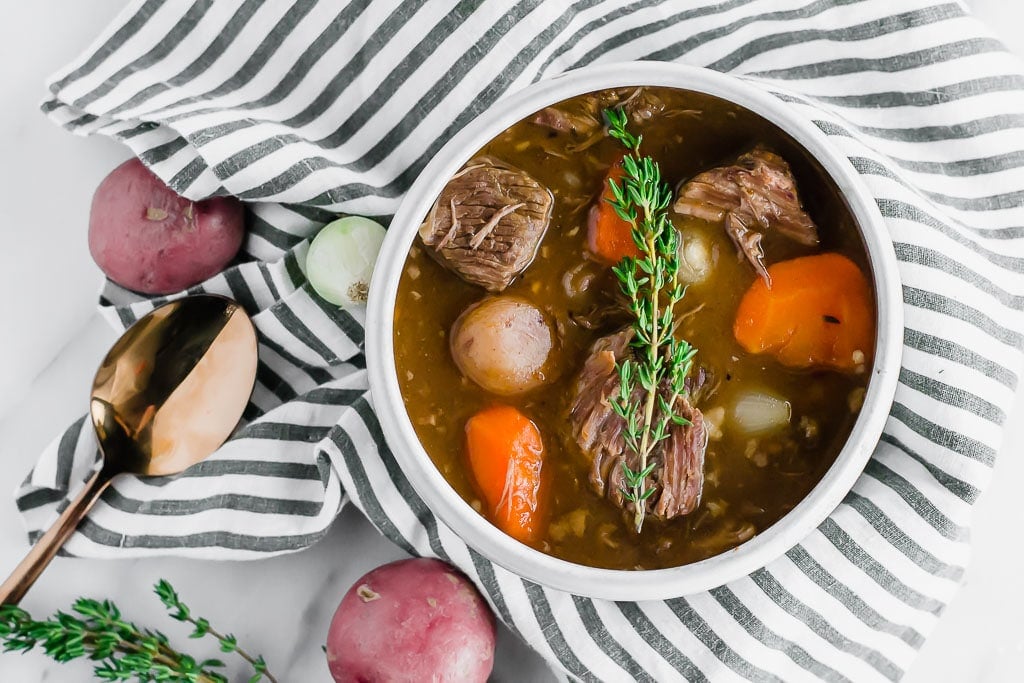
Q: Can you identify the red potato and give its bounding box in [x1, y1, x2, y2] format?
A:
[450, 296, 555, 396]
[326, 558, 496, 683]
[88, 158, 245, 294]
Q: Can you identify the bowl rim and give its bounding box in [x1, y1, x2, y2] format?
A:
[365, 61, 903, 601]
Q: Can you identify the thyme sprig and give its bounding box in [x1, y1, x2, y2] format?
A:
[156, 581, 276, 683]
[0, 580, 275, 683]
[604, 107, 698, 533]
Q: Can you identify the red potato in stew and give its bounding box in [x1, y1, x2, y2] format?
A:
[450, 296, 555, 395]
[89, 158, 245, 294]
[326, 558, 496, 683]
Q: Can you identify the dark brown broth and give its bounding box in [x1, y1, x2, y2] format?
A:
[394, 87, 873, 570]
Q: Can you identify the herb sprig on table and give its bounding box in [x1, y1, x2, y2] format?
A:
[604, 107, 698, 534]
[0, 579, 276, 683]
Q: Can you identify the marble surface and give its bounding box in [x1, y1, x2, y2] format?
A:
[1, 1, 1021, 681]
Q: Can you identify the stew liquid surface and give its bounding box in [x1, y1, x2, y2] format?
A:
[394, 87, 873, 570]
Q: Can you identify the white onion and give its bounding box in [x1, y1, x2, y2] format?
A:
[730, 391, 792, 435]
[305, 216, 386, 306]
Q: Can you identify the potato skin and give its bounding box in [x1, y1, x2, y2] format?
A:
[326, 558, 496, 683]
[450, 296, 555, 396]
[88, 158, 244, 294]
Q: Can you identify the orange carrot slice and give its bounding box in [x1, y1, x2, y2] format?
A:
[587, 158, 641, 264]
[465, 405, 545, 543]
[733, 253, 874, 372]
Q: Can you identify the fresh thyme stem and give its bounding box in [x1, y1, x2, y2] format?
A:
[634, 228, 661, 532]
[191, 620, 274, 683]
[605, 107, 698, 533]
[156, 579, 277, 683]
[0, 579, 275, 683]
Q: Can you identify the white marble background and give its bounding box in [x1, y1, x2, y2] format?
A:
[0, 1, 1021, 681]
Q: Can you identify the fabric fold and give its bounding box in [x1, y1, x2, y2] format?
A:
[19, 1, 1024, 680]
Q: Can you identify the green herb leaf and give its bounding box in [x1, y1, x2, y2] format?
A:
[605, 107, 700, 533]
[0, 580, 277, 683]
[190, 618, 209, 639]
[219, 634, 238, 654]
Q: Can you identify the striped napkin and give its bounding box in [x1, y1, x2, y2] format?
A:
[19, 1, 1024, 680]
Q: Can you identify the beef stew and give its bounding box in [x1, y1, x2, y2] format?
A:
[394, 87, 874, 570]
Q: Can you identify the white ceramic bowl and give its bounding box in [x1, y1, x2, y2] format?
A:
[366, 62, 902, 601]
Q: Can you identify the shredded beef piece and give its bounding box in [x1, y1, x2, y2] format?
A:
[532, 105, 602, 135]
[531, 87, 667, 136]
[674, 147, 819, 282]
[569, 329, 707, 522]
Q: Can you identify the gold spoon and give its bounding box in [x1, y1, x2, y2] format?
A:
[0, 294, 258, 605]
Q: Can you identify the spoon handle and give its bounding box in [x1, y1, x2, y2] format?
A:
[0, 468, 114, 605]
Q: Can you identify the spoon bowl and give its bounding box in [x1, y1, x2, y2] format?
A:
[0, 295, 258, 604]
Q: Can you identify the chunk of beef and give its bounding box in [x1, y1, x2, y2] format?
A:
[531, 87, 667, 137]
[685, 364, 717, 404]
[532, 105, 602, 136]
[673, 147, 819, 283]
[419, 158, 553, 292]
[569, 329, 706, 522]
[619, 86, 667, 124]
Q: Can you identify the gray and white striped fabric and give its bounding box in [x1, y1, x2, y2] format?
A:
[19, 0, 1024, 680]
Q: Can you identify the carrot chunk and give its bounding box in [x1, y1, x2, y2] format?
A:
[587, 158, 641, 264]
[733, 253, 874, 372]
[465, 405, 546, 543]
